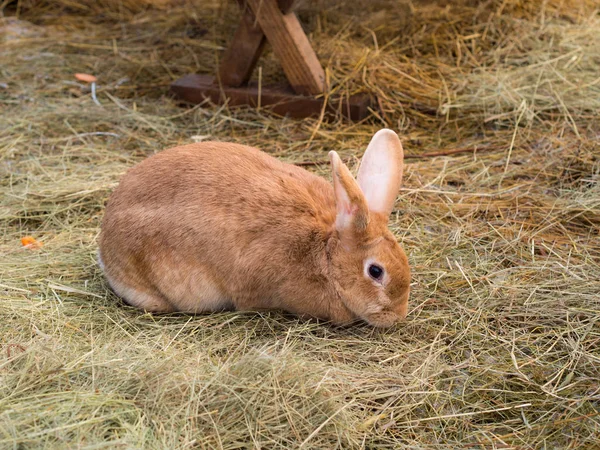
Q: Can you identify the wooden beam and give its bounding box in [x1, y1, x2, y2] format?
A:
[217, 7, 266, 87]
[171, 74, 371, 120]
[217, 0, 299, 87]
[245, 0, 325, 96]
[170, 0, 377, 121]
[276, 0, 298, 13]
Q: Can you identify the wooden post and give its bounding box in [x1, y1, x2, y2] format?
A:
[217, 0, 299, 87]
[170, 0, 374, 120]
[244, 0, 325, 96]
[217, 5, 266, 87]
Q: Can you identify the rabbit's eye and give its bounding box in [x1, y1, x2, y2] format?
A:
[368, 264, 384, 281]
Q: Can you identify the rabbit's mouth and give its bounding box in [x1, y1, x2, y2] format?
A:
[363, 310, 403, 328]
[360, 294, 408, 328]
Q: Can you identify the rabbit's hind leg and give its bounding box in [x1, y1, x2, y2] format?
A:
[106, 274, 176, 313]
[152, 262, 234, 313]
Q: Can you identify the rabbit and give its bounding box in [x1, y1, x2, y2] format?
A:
[98, 129, 411, 327]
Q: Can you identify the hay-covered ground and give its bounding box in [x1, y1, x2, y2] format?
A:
[1, 0, 599, 447]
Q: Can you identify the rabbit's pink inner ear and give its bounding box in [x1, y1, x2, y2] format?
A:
[330, 152, 351, 229]
[357, 129, 404, 217]
[329, 151, 368, 232]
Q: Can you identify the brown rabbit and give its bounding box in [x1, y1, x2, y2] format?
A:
[98, 129, 410, 327]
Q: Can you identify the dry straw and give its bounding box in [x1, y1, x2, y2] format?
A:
[1, 0, 599, 448]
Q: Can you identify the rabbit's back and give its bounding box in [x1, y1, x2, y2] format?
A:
[109, 143, 332, 219]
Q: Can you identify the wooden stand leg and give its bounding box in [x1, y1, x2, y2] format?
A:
[218, 0, 302, 87]
[172, 74, 372, 120]
[217, 5, 266, 87]
[245, 0, 324, 96]
[170, 0, 374, 120]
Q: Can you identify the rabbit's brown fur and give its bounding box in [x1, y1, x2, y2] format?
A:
[99, 129, 410, 327]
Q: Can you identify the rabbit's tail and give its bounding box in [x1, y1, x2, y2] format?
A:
[97, 249, 105, 271]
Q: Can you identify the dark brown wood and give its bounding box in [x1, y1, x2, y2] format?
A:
[171, 74, 371, 120]
[218, 0, 300, 87]
[170, 0, 375, 120]
[238, 0, 297, 14]
[245, 0, 325, 96]
[276, 0, 298, 13]
[217, 8, 267, 87]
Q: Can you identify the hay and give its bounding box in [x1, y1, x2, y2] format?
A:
[1, 0, 599, 447]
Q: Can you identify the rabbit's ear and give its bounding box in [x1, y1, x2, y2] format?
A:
[329, 151, 369, 233]
[357, 129, 404, 217]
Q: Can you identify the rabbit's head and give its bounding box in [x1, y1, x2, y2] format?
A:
[327, 129, 410, 327]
